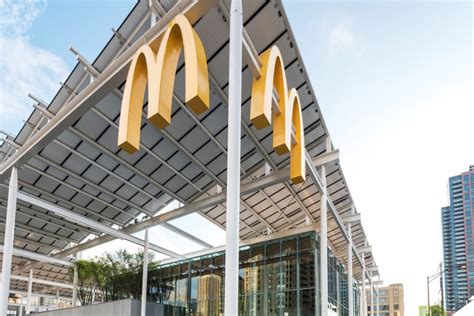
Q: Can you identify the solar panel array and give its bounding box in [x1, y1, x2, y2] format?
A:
[0, 0, 377, 297]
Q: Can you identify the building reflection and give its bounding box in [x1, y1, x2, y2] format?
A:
[147, 231, 360, 316]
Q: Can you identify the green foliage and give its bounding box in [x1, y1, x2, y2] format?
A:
[430, 305, 445, 316]
[68, 260, 107, 305]
[69, 249, 158, 305]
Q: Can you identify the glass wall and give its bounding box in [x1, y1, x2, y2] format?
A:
[146, 231, 360, 316]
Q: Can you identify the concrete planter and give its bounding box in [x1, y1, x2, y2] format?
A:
[33, 299, 164, 316]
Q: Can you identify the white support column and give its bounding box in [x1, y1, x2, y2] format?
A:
[320, 164, 328, 316]
[369, 274, 374, 316]
[348, 224, 354, 316]
[361, 255, 366, 316]
[72, 253, 78, 307]
[141, 228, 149, 316]
[0, 167, 18, 316]
[368, 279, 372, 315]
[376, 284, 380, 316]
[224, 0, 242, 315]
[26, 269, 33, 315]
[56, 289, 60, 308]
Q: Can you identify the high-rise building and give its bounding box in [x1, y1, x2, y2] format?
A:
[441, 166, 474, 312]
[367, 283, 404, 316]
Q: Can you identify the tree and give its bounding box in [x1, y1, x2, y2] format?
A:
[69, 260, 107, 305]
[430, 304, 445, 316]
[70, 249, 159, 304]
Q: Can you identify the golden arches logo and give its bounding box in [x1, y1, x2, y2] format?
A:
[118, 14, 210, 154]
[250, 45, 306, 184]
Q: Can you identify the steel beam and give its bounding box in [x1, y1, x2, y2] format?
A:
[0, 197, 99, 236]
[312, 149, 340, 166]
[0, 245, 73, 267]
[342, 213, 361, 224]
[10, 181, 123, 227]
[358, 280, 383, 286]
[17, 191, 184, 259]
[367, 266, 378, 273]
[0, 232, 56, 252]
[160, 223, 212, 248]
[8, 274, 73, 289]
[359, 246, 372, 253]
[9, 289, 72, 301]
[24, 160, 144, 219]
[0, 209, 77, 244]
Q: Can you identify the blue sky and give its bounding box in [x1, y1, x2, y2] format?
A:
[285, 1, 472, 314]
[0, 0, 473, 315]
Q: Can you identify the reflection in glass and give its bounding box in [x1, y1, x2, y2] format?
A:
[146, 231, 359, 315]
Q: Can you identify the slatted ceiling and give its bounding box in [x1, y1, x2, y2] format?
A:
[0, 0, 381, 292]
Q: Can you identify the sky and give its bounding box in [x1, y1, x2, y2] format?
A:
[0, 0, 473, 315]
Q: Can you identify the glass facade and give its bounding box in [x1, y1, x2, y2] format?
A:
[146, 231, 360, 315]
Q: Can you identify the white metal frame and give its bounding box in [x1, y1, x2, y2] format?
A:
[0, 168, 18, 316]
[0, 245, 73, 267]
[0, 2, 382, 314]
[17, 191, 184, 259]
[224, 1, 243, 314]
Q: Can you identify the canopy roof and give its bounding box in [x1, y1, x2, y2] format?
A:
[0, 0, 378, 297]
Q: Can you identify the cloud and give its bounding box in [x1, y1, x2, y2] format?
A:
[0, 0, 47, 36]
[0, 0, 68, 134]
[328, 19, 356, 56]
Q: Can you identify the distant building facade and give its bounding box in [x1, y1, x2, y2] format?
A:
[367, 283, 404, 316]
[442, 166, 474, 312]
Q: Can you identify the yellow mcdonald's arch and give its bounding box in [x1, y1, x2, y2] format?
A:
[250, 45, 306, 184]
[118, 14, 210, 154]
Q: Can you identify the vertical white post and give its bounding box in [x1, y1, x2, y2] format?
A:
[225, 0, 242, 315]
[264, 162, 271, 176]
[141, 228, 149, 316]
[72, 253, 78, 307]
[361, 255, 366, 316]
[26, 269, 33, 314]
[369, 276, 374, 316]
[368, 279, 372, 315]
[19, 303, 23, 316]
[348, 224, 353, 316]
[149, 0, 158, 26]
[320, 166, 328, 316]
[56, 289, 60, 309]
[0, 167, 18, 316]
[376, 284, 379, 316]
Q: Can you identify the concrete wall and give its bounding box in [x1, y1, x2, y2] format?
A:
[33, 299, 164, 316]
